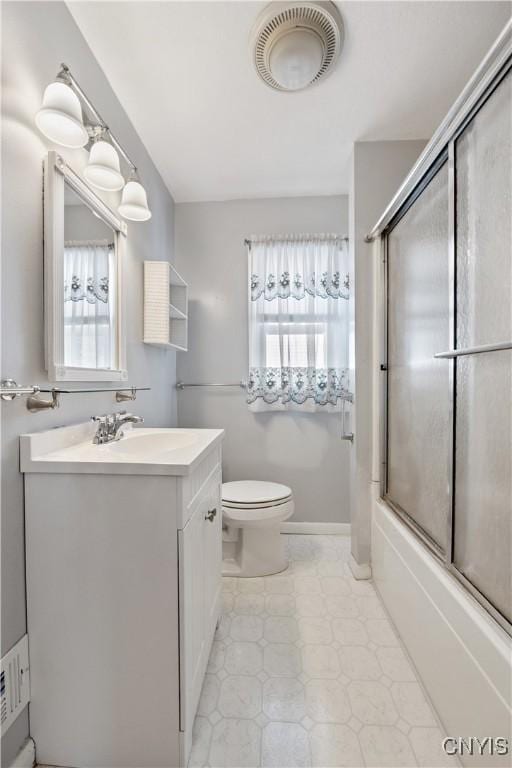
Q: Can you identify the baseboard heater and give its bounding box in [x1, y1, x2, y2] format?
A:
[1, 635, 30, 737]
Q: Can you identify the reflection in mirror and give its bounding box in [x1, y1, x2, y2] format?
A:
[63, 182, 117, 370]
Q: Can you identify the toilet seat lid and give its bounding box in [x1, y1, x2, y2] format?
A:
[222, 480, 292, 506]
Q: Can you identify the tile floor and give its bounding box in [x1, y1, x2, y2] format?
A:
[190, 534, 456, 768]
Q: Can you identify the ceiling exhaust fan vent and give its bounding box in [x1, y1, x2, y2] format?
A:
[251, 2, 344, 92]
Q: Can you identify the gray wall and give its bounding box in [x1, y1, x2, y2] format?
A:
[64, 204, 114, 241]
[175, 196, 349, 524]
[349, 140, 427, 568]
[1, 3, 177, 762]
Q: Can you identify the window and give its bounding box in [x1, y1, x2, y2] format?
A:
[265, 326, 326, 370]
[246, 234, 350, 409]
[63, 240, 116, 369]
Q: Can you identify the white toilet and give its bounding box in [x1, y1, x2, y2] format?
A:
[222, 480, 294, 577]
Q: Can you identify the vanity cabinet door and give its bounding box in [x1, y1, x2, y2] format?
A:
[178, 471, 222, 762]
[178, 496, 207, 737]
[203, 477, 222, 645]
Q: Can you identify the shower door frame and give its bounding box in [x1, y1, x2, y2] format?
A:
[378, 39, 512, 635]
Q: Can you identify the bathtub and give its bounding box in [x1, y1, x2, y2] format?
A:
[371, 495, 512, 767]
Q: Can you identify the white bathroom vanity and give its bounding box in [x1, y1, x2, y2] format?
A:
[21, 423, 224, 768]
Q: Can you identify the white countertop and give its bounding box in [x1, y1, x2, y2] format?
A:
[20, 423, 224, 476]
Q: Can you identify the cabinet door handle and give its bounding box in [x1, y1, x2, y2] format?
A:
[205, 508, 217, 522]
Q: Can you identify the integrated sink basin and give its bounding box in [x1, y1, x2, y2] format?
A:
[109, 429, 198, 458]
[20, 423, 224, 476]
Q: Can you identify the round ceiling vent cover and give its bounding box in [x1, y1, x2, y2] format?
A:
[251, 1, 344, 92]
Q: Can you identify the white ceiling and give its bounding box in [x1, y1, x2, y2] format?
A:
[68, 1, 510, 202]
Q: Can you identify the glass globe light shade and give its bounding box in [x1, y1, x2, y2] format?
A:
[35, 81, 88, 148]
[118, 181, 152, 222]
[84, 140, 124, 191]
[269, 28, 324, 91]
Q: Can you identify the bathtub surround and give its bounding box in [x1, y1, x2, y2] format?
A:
[348, 140, 428, 576]
[175, 196, 349, 525]
[1, 3, 177, 763]
[372, 500, 511, 768]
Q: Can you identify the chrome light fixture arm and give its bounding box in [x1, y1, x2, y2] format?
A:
[36, 63, 151, 220]
[56, 63, 137, 175]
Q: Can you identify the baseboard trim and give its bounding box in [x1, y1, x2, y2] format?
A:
[281, 522, 350, 535]
[349, 554, 372, 580]
[9, 738, 35, 768]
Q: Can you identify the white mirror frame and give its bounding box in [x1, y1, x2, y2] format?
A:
[44, 151, 128, 382]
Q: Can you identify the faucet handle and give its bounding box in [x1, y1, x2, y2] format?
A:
[91, 414, 111, 444]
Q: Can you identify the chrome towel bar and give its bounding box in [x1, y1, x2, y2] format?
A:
[177, 381, 248, 390]
[0, 380, 40, 400]
[434, 341, 512, 359]
[1, 379, 151, 411]
[244, 235, 348, 247]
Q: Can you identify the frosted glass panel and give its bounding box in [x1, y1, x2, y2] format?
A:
[453, 71, 512, 623]
[454, 351, 512, 622]
[386, 164, 450, 550]
[456, 70, 512, 348]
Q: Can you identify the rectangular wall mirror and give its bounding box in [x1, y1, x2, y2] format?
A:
[44, 151, 127, 381]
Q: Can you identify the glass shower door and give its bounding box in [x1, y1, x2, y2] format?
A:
[383, 64, 511, 629]
[452, 69, 512, 624]
[386, 163, 451, 553]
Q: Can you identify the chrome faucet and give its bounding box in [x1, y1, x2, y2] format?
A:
[92, 411, 144, 444]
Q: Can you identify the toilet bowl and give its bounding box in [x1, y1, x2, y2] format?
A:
[222, 480, 294, 577]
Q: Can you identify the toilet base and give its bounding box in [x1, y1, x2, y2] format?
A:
[222, 524, 289, 577]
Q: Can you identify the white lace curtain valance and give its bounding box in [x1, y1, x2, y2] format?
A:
[250, 235, 349, 301]
[247, 234, 351, 411]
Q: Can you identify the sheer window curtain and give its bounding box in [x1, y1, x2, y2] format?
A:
[247, 234, 351, 412]
[63, 240, 115, 369]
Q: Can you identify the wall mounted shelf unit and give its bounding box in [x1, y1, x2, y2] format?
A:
[144, 261, 188, 351]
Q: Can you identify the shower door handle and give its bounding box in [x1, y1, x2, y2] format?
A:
[341, 398, 354, 442]
[434, 341, 512, 359]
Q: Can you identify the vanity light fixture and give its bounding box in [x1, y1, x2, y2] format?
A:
[84, 138, 125, 192]
[36, 64, 152, 222]
[35, 81, 89, 148]
[118, 176, 152, 222]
